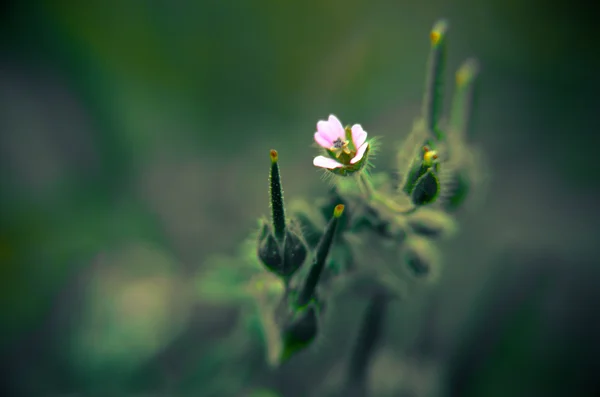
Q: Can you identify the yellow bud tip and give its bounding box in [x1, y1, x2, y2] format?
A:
[456, 58, 480, 87]
[270, 149, 278, 163]
[423, 150, 439, 166]
[430, 19, 448, 46]
[333, 204, 345, 218]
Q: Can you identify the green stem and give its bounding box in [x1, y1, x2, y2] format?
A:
[357, 174, 416, 214]
[422, 20, 448, 140]
[340, 291, 390, 397]
[373, 193, 417, 215]
[297, 204, 344, 307]
[449, 58, 480, 140]
[357, 173, 375, 200]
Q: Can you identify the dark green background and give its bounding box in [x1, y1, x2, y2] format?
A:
[1, 1, 598, 396]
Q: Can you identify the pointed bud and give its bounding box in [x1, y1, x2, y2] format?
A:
[450, 58, 480, 140]
[411, 168, 440, 206]
[407, 208, 457, 238]
[297, 205, 344, 307]
[269, 149, 286, 242]
[423, 19, 449, 140]
[403, 236, 441, 280]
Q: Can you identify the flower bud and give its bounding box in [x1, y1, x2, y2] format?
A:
[410, 168, 440, 206]
[257, 221, 283, 272]
[282, 227, 308, 276]
[257, 220, 307, 281]
[280, 303, 319, 363]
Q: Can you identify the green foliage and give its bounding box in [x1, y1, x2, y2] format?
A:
[197, 18, 485, 396]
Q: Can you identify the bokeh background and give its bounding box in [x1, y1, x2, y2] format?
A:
[1, 1, 599, 396]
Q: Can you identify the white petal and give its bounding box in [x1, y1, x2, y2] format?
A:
[351, 124, 368, 149]
[350, 142, 369, 164]
[313, 156, 344, 169]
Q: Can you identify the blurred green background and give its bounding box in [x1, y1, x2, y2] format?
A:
[1, 1, 599, 396]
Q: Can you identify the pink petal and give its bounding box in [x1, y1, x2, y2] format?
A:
[327, 115, 346, 140]
[350, 124, 368, 149]
[313, 156, 344, 169]
[314, 132, 332, 149]
[350, 142, 369, 164]
[316, 120, 335, 145]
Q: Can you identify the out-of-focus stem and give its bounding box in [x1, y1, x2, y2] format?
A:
[449, 59, 480, 140]
[422, 19, 449, 140]
[340, 291, 390, 397]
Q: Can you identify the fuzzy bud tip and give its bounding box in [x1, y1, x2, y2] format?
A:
[430, 19, 448, 45]
[270, 149, 278, 163]
[456, 58, 480, 87]
[333, 204, 345, 218]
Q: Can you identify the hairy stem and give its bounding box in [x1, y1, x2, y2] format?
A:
[358, 173, 416, 214]
[357, 173, 374, 200]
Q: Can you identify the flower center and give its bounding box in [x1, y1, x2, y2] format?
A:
[330, 138, 352, 159]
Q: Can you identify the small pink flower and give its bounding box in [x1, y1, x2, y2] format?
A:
[312, 115, 370, 174]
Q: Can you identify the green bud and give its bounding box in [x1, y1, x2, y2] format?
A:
[280, 303, 319, 363]
[282, 227, 308, 276]
[257, 221, 282, 272]
[257, 220, 307, 280]
[402, 160, 428, 197]
[403, 236, 441, 280]
[407, 208, 457, 238]
[410, 168, 440, 206]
